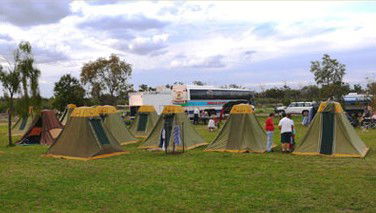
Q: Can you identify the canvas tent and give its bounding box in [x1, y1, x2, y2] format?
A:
[12, 107, 35, 136]
[205, 104, 270, 153]
[18, 110, 63, 145]
[46, 107, 126, 160]
[59, 104, 77, 125]
[139, 105, 207, 151]
[293, 101, 369, 158]
[129, 105, 158, 138]
[95, 105, 138, 145]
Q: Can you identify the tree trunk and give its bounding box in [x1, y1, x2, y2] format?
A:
[22, 77, 29, 100]
[22, 77, 29, 115]
[8, 94, 13, 146]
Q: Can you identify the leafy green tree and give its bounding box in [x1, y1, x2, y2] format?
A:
[301, 85, 320, 101]
[15, 41, 41, 115]
[139, 84, 149, 92]
[221, 84, 246, 89]
[81, 54, 132, 105]
[0, 60, 21, 146]
[310, 54, 347, 99]
[192, 81, 206, 86]
[310, 54, 346, 85]
[352, 84, 363, 93]
[366, 81, 376, 109]
[263, 88, 285, 99]
[138, 84, 156, 92]
[321, 82, 350, 101]
[52, 74, 86, 111]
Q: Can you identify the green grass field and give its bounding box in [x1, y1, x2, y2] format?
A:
[1, 116, 376, 212]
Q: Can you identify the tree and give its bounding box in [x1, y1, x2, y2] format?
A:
[80, 54, 132, 104]
[320, 82, 350, 101]
[301, 85, 320, 101]
[52, 74, 86, 111]
[366, 81, 376, 109]
[310, 54, 346, 86]
[352, 84, 363, 93]
[192, 81, 205, 86]
[0, 58, 21, 146]
[221, 84, 246, 89]
[263, 88, 285, 99]
[138, 84, 156, 92]
[310, 54, 347, 99]
[139, 84, 149, 92]
[16, 41, 41, 114]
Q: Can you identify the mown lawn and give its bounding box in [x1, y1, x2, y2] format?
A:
[0, 116, 376, 212]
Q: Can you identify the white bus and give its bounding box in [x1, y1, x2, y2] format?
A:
[172, 85, 253, 117]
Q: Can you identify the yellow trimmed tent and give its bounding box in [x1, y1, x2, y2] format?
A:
[95, 105, 138, 145]
[139, 105, 207, 151]
[205, 104, 269, 153]
[59, 104, 77, 125]
[129, 105, 158, 138]
[293, 101, 369, 158]
[46, 107, 126, 160]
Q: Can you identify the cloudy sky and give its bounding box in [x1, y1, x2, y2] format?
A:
[0, 1, 376, 97]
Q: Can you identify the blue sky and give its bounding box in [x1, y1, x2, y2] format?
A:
[0, 1, 376, 97]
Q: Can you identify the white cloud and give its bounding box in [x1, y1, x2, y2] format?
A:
[171, 55, 226, 69]
[121, 34, 169, 55]
[0, 0, 71, 26]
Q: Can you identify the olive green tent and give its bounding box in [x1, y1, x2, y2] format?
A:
[12, 107, 35, 136]
[129, 105, 158, 138]
[60, 104, 77, 125]
[45, 107, 127, 160]
[96, 105, 138, 145]
[139, 105, 207, 151]
[293, 101, 369, 158]
[205, 104, 270, 153]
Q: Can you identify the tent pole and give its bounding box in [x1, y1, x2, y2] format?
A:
[182, 122, 185, 153]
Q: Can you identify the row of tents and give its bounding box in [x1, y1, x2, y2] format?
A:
[206, 102, 369, 158]
[10, 101, 369, 160]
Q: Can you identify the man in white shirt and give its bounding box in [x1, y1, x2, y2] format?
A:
[193, 108, 200, 125]
[278, 113, 294, 153]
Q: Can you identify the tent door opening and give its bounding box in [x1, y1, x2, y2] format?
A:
[89, 118, 110, 145]
[19, 117, 28, 130]
[60, 110, 67, 122]
[162, 114, 175, 149]
[20, 117, 42, 144]
[320, 112, 334, 155]
[137, 113, 148, 131]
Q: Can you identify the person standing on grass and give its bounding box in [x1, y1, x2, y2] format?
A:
[278, 113, 294, 153]
[265, 113, 275, 152]
[302, 110, 309, 126]
[193, 108, 200, 125]
[208, 116, 216, 132]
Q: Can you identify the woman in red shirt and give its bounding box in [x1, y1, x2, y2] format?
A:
[265, 113, 275, 152]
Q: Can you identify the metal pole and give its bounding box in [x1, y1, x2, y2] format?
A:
[182, 122, 185, 153]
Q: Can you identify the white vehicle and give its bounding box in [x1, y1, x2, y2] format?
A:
[284, 102, 317, 115]
[274, 104, 287, 114]
[172, 84, 254, 118]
